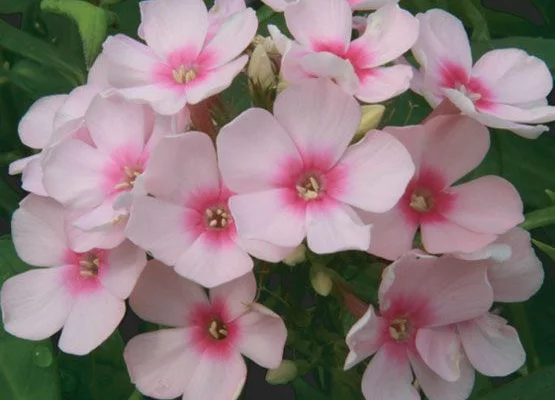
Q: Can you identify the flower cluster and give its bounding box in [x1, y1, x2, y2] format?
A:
[1, 0, 552, 399]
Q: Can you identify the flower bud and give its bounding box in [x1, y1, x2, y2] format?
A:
[283, 243, 307, 266]
[248, 43, 276, 91]
[310, 263, 333, 296]
[353, 104, 386, 142]
[265, 360, 298, 385]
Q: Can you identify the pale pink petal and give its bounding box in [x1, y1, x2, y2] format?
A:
[273, 79, 360, 166]
[344, 305, 387, 370]
[362, 207, 417, 260]
[87, 53, 110, 87]
[51, 85, 99, 144]
[58, 287, 125, 355]
[144, 132, 220, 203]
[181, 350, 247, 400]
[409, 350, 475, 400]
[114, 84, 186, 116]
[481, 103, 555, 124]
[422, 115, 490, 185]
[350, 4, 418, 68]
[306, 201, 371, 253]
[11, 195, 68, 267]
[71, 198, 119, 231]
[412, 9, 472, 82]
[174, 234, 253, 288]
[21, 156, 48, 196]
[415, 326, 462, 381]
[9, 154, 37, 175]
[458, 313, 525, 376]
[261, 0, 296, 12]
[380, 254, 493, 327]
[99, 241, 147, 299]
[124, 328, 194, 399]
[229, 190, 306, 247]
[350, 0, 399, 11]
[382, 125, 427, 169]
[102, 35, 161, 88]
[186, 55, 249, 105]
[472, 49, 553, 104]
[85, 95, 152, 156]
[279, 41, 313, 84]
[332, 130, 415, 212]
[200, 8, 257, 68]
[236, 304, 287, 368]
[444, 176, 523, 234]
[237, 238, 293, 263]
[209, 272, 256, 321]
[284, 0, 352, 52]
[42, 140, 115, 209]
[130, 260, 208, 326]
[67, 209, 126, 253]
[1, 267, 73, 340]
[139, 0, 208, 59]
[361, 344, 419, 400]
[217, 108, 301, 193]
[126, 196, 198, 266]
[488, 228, 544, 302]
[355, 65, 413, 103]
[421, 220, 498, 254]
[453, 243, 511, 262]
[299, 52, 359, 94]
[18, 95, 66, 149]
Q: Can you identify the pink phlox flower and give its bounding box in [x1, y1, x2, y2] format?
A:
[124, 262, 287, 400]
[411, 9, 555, 138]
[361, 114, 524, 260]
[270, 0, 419, 103]
[102, 0, 258, 115]
[1, 195, 146, 355]
[217, 79, 415, 254]
[344, 252, 494, 400]
[261, 0, 399, 12]
[125, 131, 293, 288]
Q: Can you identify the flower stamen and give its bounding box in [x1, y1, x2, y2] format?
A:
[205, 206, 231, 230]
[389, 318, 410, 342]
[296, 175, 321, 200]
[409, 188, 434, 213]
[78, 253, 100, 278]
[172, 65, 197, 84]
[208, 318, 228, 340]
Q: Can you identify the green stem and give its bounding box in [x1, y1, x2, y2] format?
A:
[520, 206, 555, 230]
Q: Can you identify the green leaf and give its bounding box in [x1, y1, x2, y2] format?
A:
[58, 331, 134, 400]
[292, 377, 331, 400]
[127, 390, 143, 400]
[532, 239, 555, 261]
[477, 365, 555, 399]
[41, 0, 115, 68]
[0, 0, 39, 13]
[0, 236, 62, 400]
[0, 178, 20, 220]
[472, 37, 555, 70]
[10, 59, 75, 97]
[521, 206, 555, 231]
[0, 19, 85, 85]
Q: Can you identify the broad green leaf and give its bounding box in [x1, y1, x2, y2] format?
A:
[10, 59, 75, 98]
[477, 365, 555, 399]
[41, 0, 115, 68]
[472, 37, 555, 70]
[532, 239, 555, 261]
[0, 19, 85, 85]
[0, 0, 39, 13]
[521, 206, 555, 231]
[58, 331, 134, 400]
[0, 236, 61, 400]
[292, 378, 330, 400]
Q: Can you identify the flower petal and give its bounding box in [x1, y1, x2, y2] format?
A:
[416, 326, 462, 382]
[99, 241, 147, 300]
[18, 95, 66, 149]
[209, 272, 257, 321]
[12, 195, 68, 267]
[58, 287, 125, 355]
[332, 130, 414, 212]
[344, 305, 386, 370]
[21, 156, 48, 196]
[299, 52, 359, 94]
[129, 260, 208, 327]
[421, 219, 498, 254]
[355, 65, 413, 103]
[273, 79, 360, 167]
[1, 267, 72, 340]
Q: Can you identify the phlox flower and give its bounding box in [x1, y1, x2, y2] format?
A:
[272, 0, 419, 103]
[102, 0, 258, 115]
[1, 195, 146, 355]
[454, 228, 543, 377]
[412, 9, 555, 138]
[124, 262, 287, 400]
[217, 79, 415, 254]
[261, 0, 399, 12]
[361, 115, 523, 260]
[344, 252, 494, 400]
[125, 131, 292, 288]
[41, 95, 163, 251]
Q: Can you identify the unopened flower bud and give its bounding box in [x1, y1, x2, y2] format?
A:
[310, 263, 333, 296]
[354, 104, 385, 141]
[265, 360, 298, 384]
[283, 243, 307, 266]
[248, 43, 276, 91]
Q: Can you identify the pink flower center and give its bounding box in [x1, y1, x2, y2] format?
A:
[204, 205, 232, 230]
[172, 65, 197, 84]
[408, 187, 435, 213]
[388, 318, 411, 342]
[207, 317, 229, 340]
[296, 173, 323, 200]
[114, 166, 143, 191]
[440, 61, 494, 110]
